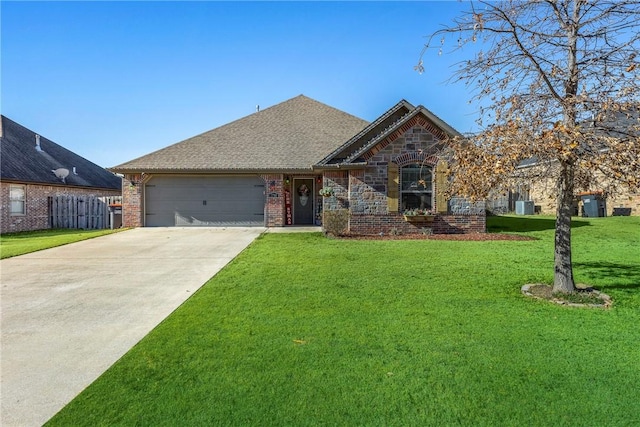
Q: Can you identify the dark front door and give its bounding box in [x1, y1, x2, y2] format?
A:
[293, 178, 314, 225]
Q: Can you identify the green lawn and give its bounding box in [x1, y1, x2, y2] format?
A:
[48, 216, 640, 426]
[0, 228, 125, 259]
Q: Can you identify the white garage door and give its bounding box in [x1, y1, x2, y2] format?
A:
[145, 176, 265, 226]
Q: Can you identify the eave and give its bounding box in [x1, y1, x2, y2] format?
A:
[108, 166, 321, 175]
[312, 162, 368, 171]
[0, 177, 120, 192]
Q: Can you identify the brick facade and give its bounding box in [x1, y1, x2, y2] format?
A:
[122, 173, 323, 228]
[0, 181, 121, 233]
[121, 174, 146, 227]
[118, 127, 487, 233]
[349, 214, 486, 235]
[261, 174, 285, 227]
[320, 125, 486, 235]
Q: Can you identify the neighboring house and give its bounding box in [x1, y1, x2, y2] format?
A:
[489, 169, 640, 217]
[111, 95, 485, 234]
[524, 176, 639, 217]
[507, 111, 640, 217]
[1, 116, 122, 233]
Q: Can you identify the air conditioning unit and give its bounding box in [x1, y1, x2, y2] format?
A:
[515, 200, 534, 215]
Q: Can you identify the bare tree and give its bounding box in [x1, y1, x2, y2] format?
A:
[417, 0, 640, 293]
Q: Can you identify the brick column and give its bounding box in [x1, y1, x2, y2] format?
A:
[261, 174, 285, 227]
[122, 174, 144, 227]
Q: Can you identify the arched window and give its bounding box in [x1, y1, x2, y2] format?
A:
[401, 163, 432, 211]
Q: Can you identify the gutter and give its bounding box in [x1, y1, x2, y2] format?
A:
[108, 167, 320, 175]
[312, 162, 368, 171]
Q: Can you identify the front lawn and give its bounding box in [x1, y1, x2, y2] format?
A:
[0, 228, 125, 259]
[48, 216, 640, 426]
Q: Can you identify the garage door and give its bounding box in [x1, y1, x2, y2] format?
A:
[145, 176, 265, 226]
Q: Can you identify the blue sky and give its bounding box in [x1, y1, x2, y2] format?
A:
[2, 1, 480, 168]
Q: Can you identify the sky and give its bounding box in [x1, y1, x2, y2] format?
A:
[1, 1, 482, 168]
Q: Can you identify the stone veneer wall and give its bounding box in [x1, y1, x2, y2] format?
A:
[323, 171, 349, 211]
[1, 182, 121, 233]
[349, 169, 387, 214]
[319, 124, 487, 235]
[353, 125, 439, 215]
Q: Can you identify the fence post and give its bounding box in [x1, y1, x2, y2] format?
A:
[56, 196, 61, 228]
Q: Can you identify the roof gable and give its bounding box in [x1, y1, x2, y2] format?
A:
[111, 95, 369, 173]
[316, 99, 415, 165]
[0, 116, 121, 190]
[316, 103, 462, 166]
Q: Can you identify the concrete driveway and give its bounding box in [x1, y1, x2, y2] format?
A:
[1, 227, 264, 427]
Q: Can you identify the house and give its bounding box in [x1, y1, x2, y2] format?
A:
[524, 176, 639, 217]
[111, 95, 485, 234]
[1, 116, 122, 233]
[503, 110, 640, 217]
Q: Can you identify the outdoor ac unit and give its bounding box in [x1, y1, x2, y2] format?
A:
[515, 200, 534, 215]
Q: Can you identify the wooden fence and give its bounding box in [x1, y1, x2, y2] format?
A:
[49, 195, 122, 230]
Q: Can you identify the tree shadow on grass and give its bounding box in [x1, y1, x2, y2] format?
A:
[574, 261, 640, 290]
[487, 215, 591, 233]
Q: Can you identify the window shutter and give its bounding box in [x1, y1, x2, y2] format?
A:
[435, 160, 448, 214]
[387, 163, 399, 213]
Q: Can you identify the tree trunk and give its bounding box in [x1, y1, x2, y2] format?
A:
[553, 161, 576, 293]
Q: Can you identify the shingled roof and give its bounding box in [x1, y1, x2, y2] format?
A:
[111, 95, 369, 173]
[0, 116, 121, 190]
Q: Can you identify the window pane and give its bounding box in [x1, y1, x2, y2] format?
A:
[10, 200, 25, 215]
[401, 164, 433, 210]
[401, 165, 431, 190]
[10, 185, 26, 214]
[402, 193, 433, 210]
[10, 186, 25, 200]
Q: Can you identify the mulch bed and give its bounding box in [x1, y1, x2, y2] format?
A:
[336, 233, 535, 241]
[521, 284, 612, 308]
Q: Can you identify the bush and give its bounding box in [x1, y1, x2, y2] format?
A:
[323, 209, 349, 236]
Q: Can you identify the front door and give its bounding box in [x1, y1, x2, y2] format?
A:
[293, 178, 314, 225]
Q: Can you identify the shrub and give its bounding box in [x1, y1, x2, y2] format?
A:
[323, 209, 349, 236]
[389, 227, 403, 236]
[318, 187, 334, 197]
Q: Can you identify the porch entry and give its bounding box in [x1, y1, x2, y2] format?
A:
[293, 178, 315, 225]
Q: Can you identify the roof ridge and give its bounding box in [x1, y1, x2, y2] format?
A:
[110, 95, 368, 173]
[112, 95, 368, 169]
[1, 116, 121, 189]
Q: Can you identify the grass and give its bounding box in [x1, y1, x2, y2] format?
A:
[0, 228, 125, 259]
[47, 216, 640, 426]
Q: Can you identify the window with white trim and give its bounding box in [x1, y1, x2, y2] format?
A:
[10, 185, 26, 215]
[401, 164, 433, 211]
